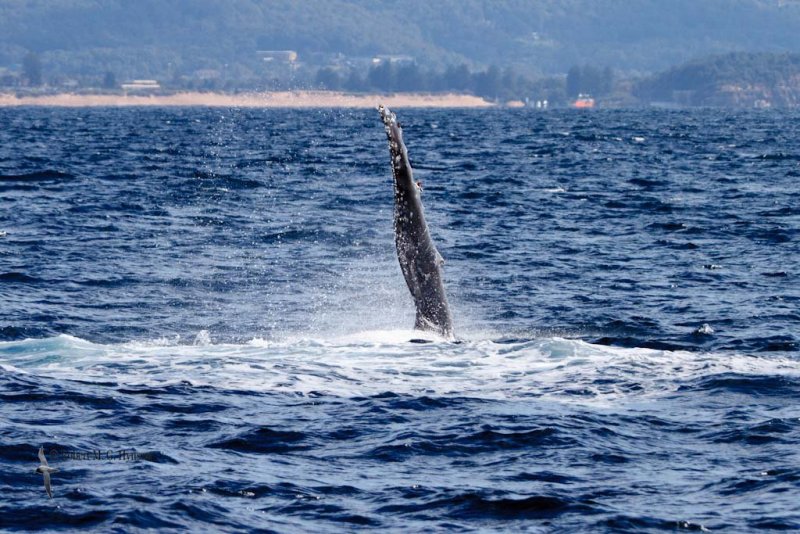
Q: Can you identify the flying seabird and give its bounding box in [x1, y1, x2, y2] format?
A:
[35, 447, 58, 498]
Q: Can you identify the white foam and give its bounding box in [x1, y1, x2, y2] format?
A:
[0, 334, 797, 403]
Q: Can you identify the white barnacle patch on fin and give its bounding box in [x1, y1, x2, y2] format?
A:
[415, 314, 439, 333]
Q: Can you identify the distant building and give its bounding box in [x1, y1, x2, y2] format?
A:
[121, 80, 161, 91]
[371, 55, 415, 67]
[257, 50, 298, 63]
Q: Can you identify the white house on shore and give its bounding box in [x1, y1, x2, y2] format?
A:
[121, 79, 161, 91]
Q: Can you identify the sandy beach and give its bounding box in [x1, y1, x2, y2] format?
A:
[0, 91, 494, 108]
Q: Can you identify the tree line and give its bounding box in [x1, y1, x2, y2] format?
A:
[315, 62, 614, 103]
[5, 0, 800, 80]
[13, 50, 800, 108]
[7, 52, 613, 106]
[315, 63, 527, 101]
[634, 52, 800, 106]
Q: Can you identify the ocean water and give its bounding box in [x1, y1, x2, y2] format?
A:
[0, 107, 798, 532]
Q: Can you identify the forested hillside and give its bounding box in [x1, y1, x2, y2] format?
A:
[2, 0, 800, 80]
[635, 52, 800, 107]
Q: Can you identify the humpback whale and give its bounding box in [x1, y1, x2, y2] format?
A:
[379, 106, 454, 339]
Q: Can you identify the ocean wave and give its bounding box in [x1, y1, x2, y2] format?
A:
[0, 170, 74, 181]
[1, 333, 797, 403]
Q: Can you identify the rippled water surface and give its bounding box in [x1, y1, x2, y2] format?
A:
[1, 107, 799, 531]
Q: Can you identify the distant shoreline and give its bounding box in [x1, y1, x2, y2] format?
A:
[0, 91, 494, 108]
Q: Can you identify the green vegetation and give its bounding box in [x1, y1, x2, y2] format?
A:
[2, 2, 800, 107]
[635, 52, 800, 107]
[3, 0, 800, 78]
[22, 52, 42, 86]
[316, 62, 535, 102]
[566, 66, 614, 98]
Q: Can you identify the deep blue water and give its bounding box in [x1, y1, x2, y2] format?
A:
[0, 107, 799, 532]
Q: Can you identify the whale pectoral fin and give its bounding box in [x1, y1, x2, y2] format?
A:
[380, 105, 455, 339]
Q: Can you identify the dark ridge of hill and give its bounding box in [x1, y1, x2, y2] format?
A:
[3, 0, 800, 80]
[635, 52, 800, 107]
